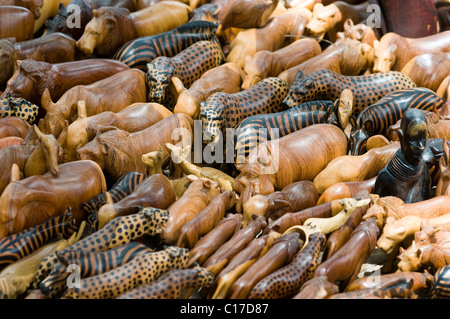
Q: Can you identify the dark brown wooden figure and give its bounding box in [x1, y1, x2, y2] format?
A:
[0, 33, 77, 87]
[0, 6, 34, 42]
[373, 109, 432, 204]
[218, 0, 279, 30]
[314, 217, 379, 290]
[0, 0, 43, 19]
[0, 59, 129, 106]
[292, 276, 339, 299]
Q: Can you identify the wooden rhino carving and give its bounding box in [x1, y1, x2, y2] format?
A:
[40, 69, 146, 139]
[76, 113, 194, 184]
[1, 58, 129, 106]
[76, 1, 192, 56]
[0, 160, 106, 239]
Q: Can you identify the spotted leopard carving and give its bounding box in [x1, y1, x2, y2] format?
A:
[200, 77, 289, 144]
[146, 37, 224, 110]
[116, 266, 214, 299]
[248, 232, 326, 299]
[0, 95, 39, 124]
[61, 246, 189, 299]
[282, 69, 417, 117]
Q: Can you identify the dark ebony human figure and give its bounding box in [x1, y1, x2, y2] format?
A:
[373, 108, 431, 203]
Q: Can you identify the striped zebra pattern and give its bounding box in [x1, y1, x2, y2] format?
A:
[0, 212, 77, 269]
[82, 171, 146, 236]
[431, 265, 450, 299]
[350, 87, 445, 155]
[39, 242, 152, 298]
[234, 100, 336, 161]
[113, 21, 219, 70]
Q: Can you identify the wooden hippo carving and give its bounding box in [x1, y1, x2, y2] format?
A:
[0, 6, 34, 42]
[282, 69, 416, 117]
[146, 37, 224, 110]
[76, 1, 192, 57]
[114, 20, 219, 71]
[242, 38, 322, 90]
[234, 124, 348, 208]
[63, 101, 172, 162]
[397, 241, 450, 273]
[0, 0, 43, 19]
[0, 33, 77, 87]
[0, 160, 106, 239]
[97, 174, 177, 229]
[278, 39, 374, 86]
[314, 218, 379, 290]
[40, 68, 146, 139]
[200, 77, 289, 145]
[76, 113, 194, 184]
[172, 62, 243, 119]
[1, 59, 129, 106]
[225, 8, 312, 68]
[218, 0, 279, 30]
[43, 0, 92, 40]
[373, 31, 450, 73]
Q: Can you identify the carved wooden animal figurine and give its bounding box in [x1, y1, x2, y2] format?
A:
[146, 37, 224, 110]
[0, 117, 29, 139]
[116, 266, 214, 299]
[242, 38, 322, 90]
[282, 69, 416, 116]
[306, 2, 353, 41]
[165, 143, 235, 192]
[292, 276, 339, 299]
[350, 88, 445, 155]
[233, 124, 348, 208]
[0, 33, 77, 87]
[0, 0, 43, 19]
[40, 69, 147, 139]
[377, 213, 450, 255]
[345, 271, 434, 295]
[32, 206, 170, 289]
[317, 177, 377, 205]
[414, 225, 450, 248]
[76, 2, 193, 56]
[430, 265, 450, 299]
[0, 160, 106, 239]
[242, 181, 319, 227]
[373, 109, 432, 203]
[187, 213, 242, 267]
[86, 0, 136, 10]
[364, 195, 450, 230]
[328, 279, 418, 299]
[63, 101, 172, 162]
[113, 20, 218, 71]
[397, 241, 450, 273]
[161, 178, 221, 245]
[97, 174, 177, 229]
[77, 113, 193, 185]
[436, 140, 450, 196]
[225, 8, 312, 68]
[176, 191, 236, 249]
[61, 246, 190, 299]
[228, 232, 302, 299]
[313, 141, 399, 194]
[314, 218, 379, 290]
[336, 18, 378, 47]
[201, 215, 268, 275]
[278, 39, 374, 86]
[1, 59, 129, 106]
[0, 213, 76, 270]
[217, 0, 279, 30]
[373, 31, 450, 73]
[401, 52, 450, 93]
[200, 77, 289, 145]
[31, 0, 72, 33]
[0, 6, 34, 42]
[172, 62, 243, 119]
[248, 232, 326, 299]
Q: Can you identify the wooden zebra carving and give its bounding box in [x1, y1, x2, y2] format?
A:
[350, 88, 445, 155]
[114, 21, 219, 70]
[431, 265, 450, 299]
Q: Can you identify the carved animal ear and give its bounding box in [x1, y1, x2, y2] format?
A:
[104, 16, 118, 30]
[105, 192, 113, 205]
[92, 9, 99, 17]
[77, 100, 87, 119]
[344, 18, 354, 30]
[295, 70, 304, 81]
[170, 77, 186, 96]
[366, 135, 390, 150]
[304, 78, 314, 89]
[33, 124, 45, 142]
[373, 40, 380, 50]
[313, 3, 324, 14]
[55, 251, 70, 267]
[41, 88, 55, 112]
[57, 120, 69, 151]
[10, 163, 21, 182]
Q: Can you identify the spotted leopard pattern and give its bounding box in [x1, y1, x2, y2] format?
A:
[39, 242, 152, 299]
[146, 36, 224, 110]
[200, 77, 289, 143]
[32, 207, 169, 289]
[0, 95, 39, 124]
[282, 69, 417, 117]
[116, 266, 214, 299]
[248, 232, 327, 299]
[61, 246, 189, 299]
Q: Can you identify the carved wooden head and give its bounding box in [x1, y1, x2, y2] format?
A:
[373, 38, 398, 73]
[306, 3, 342, 39]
